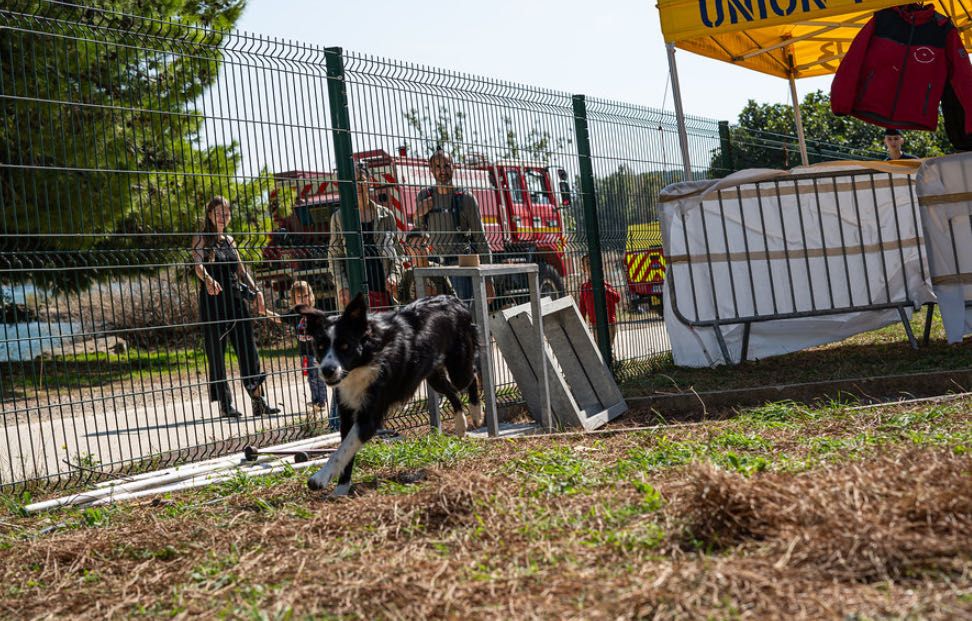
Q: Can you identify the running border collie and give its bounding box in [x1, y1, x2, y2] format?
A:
[296, 293, 482, 496]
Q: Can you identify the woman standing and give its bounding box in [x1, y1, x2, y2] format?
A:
[192, 195, 280, 418]
[329, 161, 402, 309]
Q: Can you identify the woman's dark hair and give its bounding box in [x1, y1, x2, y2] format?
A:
[195, 195, 230, 261]
[200, 195, 230, 237]
[355, 160, 371, 178]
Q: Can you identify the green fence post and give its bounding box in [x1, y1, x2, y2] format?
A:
[572, 95, 612, 368]
[325, 47, 364, 300]
[718, 120, 733, 174]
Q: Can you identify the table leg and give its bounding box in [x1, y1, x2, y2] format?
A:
[528, 271, 552, 432]
[472, 274, 499, 437]
[414, 275, 441, 432]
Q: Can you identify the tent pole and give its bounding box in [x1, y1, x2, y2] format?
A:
[788, 71, 809, 167]
[666, 42, 693, 181]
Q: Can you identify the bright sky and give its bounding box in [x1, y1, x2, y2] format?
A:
[235, 0, 835, 124]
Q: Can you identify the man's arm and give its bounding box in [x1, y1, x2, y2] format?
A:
[438, 275, 455, 297]
[399, 270, 415, 303]
[578, 287, 590, 321]
[379, 209, 403, 285]
[328, 210, 349, 293]
[460, 193, 491, 263]
[605, 282, 621, 303]
[191, 235, 210, 282]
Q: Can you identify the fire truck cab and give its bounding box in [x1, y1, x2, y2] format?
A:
[261, 149, 573, 308]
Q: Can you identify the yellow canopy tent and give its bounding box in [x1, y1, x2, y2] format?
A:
[657, 0, 972, 175]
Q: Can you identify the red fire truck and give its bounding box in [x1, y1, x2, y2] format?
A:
[259, 149, 574, 309]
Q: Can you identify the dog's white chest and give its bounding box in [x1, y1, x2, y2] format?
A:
[337, 365, 380, 411]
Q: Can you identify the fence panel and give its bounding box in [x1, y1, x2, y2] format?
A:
[580, 99, 721, 377]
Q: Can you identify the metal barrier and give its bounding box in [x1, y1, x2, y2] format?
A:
[662, 165, 933, 365]
[915, 152, 972, 345]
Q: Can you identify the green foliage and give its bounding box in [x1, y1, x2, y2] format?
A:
[80, 506, 110, 528]
[711, 90, 953, 176]
[71, 451, 102, 471]
[0, 0, 265, 291]
[714, 451, 769, 476]
[0, 490, 31, 517]
[614, 437, 696, 474]
[734, 401, 812, 427]
[402, 105, 571, 163]
[879, 405, 952, 431]
[709, 431, 771, 451]
[356, 432, 483, 471]
[580, 492, 665, 552]
[191, 546, 241, 589]
[507, 446, 599, 496]
[590, 164, 680, 250]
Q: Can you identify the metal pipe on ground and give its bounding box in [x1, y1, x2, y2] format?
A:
[85, 455, 333, 506]
[92, 432, 341, 489]
[26, 433, 342, 513]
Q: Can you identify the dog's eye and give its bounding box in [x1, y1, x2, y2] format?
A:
[339, 343, 350, 352]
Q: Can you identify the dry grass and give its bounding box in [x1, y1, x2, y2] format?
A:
[1, 399, 971, 620]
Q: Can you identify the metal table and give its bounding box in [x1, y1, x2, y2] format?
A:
[413, 263, 552, 437]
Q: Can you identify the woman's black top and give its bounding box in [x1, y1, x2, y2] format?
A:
[360, 221, 388, 293]
[198, 236, 250, 321]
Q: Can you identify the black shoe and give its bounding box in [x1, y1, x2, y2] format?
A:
[252, 396, 280, 417]
[219, 402, 242, 419]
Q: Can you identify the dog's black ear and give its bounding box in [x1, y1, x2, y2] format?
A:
[344, 292, 369, 327]
[296, 304, 328, 331]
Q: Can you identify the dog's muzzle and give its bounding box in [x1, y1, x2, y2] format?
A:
[319, 362, 345, 386]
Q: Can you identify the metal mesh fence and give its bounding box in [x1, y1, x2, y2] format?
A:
[581, 100, 720, 378]
[0, 1, 874, 491]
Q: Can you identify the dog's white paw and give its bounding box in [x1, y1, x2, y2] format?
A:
[469, 403, 484, 429]
[453, 408, 467, 437]
[307, 459, 340, 491]
[329, 483, 352, 498]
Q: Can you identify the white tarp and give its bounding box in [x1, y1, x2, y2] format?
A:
[661, 162, 934, 367]
[916, 152, 972, 343]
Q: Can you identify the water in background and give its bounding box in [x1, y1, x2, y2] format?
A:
[1, 284, 79, 362]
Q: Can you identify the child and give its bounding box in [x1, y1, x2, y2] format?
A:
[578, 254, 621, 346]
[398, 227, 455, 304]
[287, 281, 335, 429]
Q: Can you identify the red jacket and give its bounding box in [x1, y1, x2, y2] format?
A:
[579, 280, 620, 326]
[831, 5, 972, 133]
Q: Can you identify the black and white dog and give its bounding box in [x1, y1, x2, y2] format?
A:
[297, 293, 482, 496]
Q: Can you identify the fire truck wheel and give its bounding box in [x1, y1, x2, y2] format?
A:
[539, 264, 565, 299]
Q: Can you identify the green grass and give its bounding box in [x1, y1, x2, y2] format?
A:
[355, 432, 484, 471]
[2, 344, 301, 395]
[506, 446, 599, 496]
